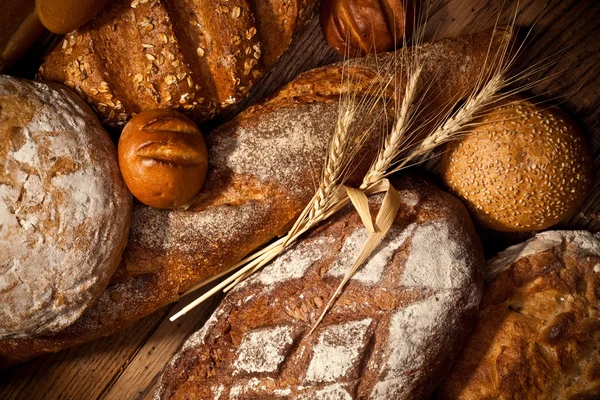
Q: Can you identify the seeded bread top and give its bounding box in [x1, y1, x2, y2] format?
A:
[39, 0, 319, 128]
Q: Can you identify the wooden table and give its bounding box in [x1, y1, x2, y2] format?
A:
[2, 0, 600, 398]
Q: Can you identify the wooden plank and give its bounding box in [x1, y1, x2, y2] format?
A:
[1, 1, 599, 399]
[100, 294, 222, 400]
[0, 305, 171, 400]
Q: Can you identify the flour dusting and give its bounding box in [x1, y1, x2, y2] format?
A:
[371, 291, 458, 399]
[401, 221, 469, 289]
[233, 325, 294, 375]
[327, 225, 415, 283]
[296, 383, 353, 399]
[305, 319, 371, 383]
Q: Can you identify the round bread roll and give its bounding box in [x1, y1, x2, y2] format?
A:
[0, 76, 131, 338]
[118, 109, 208, 209]
[320, 0, 413, 57]
[440, 96, 592, 232]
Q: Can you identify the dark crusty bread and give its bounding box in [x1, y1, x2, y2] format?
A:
[0, 28, 513, 367]
[436, 231, 600, 399]
[156, 174, 485, 400]
[38, 0, 319, 128]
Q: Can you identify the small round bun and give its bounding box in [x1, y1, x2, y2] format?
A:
[320, 0, 413, 57]
[440, 96, 592, 232]
[0, 76, 132, 338]
[118, 109, 208, 209]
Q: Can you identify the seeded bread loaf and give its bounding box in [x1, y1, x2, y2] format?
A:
[436, 231, 600, 399]
[0, 28, 513, 367]
[38, 0, 319, 128]
[156, 175, 485, 400]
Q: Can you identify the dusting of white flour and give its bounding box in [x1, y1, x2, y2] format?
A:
[304, 318, 371, 383]
[401, 221, 469, 289]
[233, 325, 294, 375]
[327, 225, 415, 283]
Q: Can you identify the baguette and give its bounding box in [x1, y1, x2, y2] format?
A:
[156, 175, 485, 399]
[38, 0, 319, 128]
[0, 28, 514, 367]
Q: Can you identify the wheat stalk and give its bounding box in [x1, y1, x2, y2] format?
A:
[361, 64, 422, 188]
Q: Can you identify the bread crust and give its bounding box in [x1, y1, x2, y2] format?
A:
[118, 108, 208, 209]
[436, 231, 600, 399]
[0, 28, 514, 367]
[155, 175, 485, 400]
[440, 96, 593, 232]
[38, 0, 319, 128]
[0, 76, 132, 338]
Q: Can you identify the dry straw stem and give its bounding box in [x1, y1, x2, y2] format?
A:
[309, 179, 401, 334]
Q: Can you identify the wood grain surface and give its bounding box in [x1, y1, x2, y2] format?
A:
[1, 0, 599, 399]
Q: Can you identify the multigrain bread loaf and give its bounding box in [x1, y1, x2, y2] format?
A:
[0, 76, 131, 339]
[156, 175, 485, 400]
[38, 0, 319, 127]
[0, 28, 514, 367]
[436, 231, 600, 399]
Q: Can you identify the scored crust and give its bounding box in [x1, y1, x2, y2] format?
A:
[156, 175, 485, 400]
[38, 0, 319, 128]
[436, 231, 600, 399]
[0, 76, 132, 338]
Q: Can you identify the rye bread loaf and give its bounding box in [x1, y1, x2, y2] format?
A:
[156, 174, 485, 400]
[0, 76, 131, 338]
[38, 0, 319, 128]
[436, 231, 600, 399]
[0, 28, 513, 367]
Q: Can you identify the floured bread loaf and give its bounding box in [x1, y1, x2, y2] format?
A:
[436, 231, 600, 399]
[156, 175, 485, 400]
[0, 28, 512, 367]
[0, 76, 131, 338]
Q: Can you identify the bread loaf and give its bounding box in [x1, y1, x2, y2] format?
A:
[38, 0, 319, 128]
[156, 174, 485, 400]
[0, 76, 131, 338]
[436, 231, 600, 399]
[0, 28, 514, 367]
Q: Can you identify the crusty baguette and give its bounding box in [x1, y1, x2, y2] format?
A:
[436, 231, 600, 399]
[155, 174, 485, 400]
[0, 28, 514, 367]
[38, 0, 319, 128]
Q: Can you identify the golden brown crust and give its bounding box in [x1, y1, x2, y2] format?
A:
[157, 175, 485, 400]
[118, 108, 208, 209]
[36, 0, 112, 34]
[320, 0, 412, 56]
[436, 231, 600, 399]
[0, 28, 515, 367]
[38, 0, 319, 128]
[440, 96, 593, 232]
